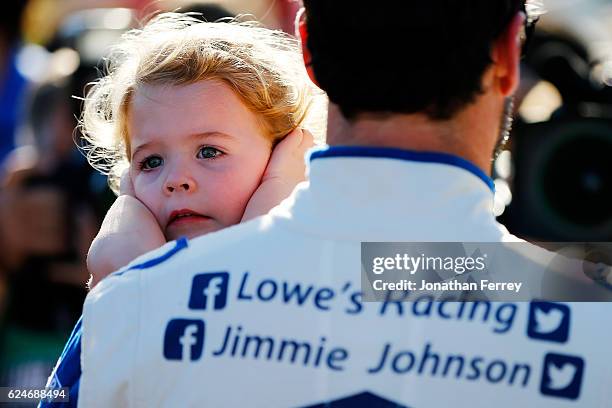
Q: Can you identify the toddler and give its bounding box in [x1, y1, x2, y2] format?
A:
[82, 13, 325, 286]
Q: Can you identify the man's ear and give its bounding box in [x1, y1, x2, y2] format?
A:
[491, 12, 525, 96]
[295, 7, 319, 86]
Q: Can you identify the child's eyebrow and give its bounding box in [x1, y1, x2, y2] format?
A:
[190, 131, 236, 143]
[131, 131, 235, 160]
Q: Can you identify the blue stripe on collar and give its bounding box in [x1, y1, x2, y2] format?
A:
[309, 146, 495, 192]
[114, 237, 189, 276]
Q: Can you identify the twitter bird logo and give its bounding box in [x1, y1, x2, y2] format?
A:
[547, 362, 577, 390]
[540, 353, 584, 400]
[535, 308, 564, 334]
[527, 302, 570, 343]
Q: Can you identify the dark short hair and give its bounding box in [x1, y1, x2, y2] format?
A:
[303, 1, 526, 120]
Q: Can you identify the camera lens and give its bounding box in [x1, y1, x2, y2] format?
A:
[542, 133, 612, 226]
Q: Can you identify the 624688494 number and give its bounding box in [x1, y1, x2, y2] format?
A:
[0, 387, 69, 403]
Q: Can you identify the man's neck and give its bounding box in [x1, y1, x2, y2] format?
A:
[325, 97, 501, 176]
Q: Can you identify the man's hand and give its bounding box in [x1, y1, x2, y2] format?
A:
[241, 128, 315, 221]
[87, 170, 165, 288]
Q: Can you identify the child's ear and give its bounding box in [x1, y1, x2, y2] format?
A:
[295, 7, 318, 86]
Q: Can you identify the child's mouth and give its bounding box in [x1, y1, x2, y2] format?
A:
[167, 209, 211, 227]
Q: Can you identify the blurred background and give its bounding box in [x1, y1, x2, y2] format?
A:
[0, 0, 610, 404]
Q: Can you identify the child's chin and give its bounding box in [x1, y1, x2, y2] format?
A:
[165, 223, 223, 241]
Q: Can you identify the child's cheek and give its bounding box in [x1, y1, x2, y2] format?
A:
[131, 175, 163, 223]
[130, 174, 145, 201]
[233, 162, 268, 218]
[208, 174, 252, 225]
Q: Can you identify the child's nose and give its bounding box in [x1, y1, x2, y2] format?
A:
[166, 182, 193, 193]
[164, 169, 196, 194]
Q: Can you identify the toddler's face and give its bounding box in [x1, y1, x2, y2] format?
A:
[128, 80, 272, 241]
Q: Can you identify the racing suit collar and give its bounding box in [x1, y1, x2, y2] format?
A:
[268, 146, 507, 241]
[308, 146, 495, 193]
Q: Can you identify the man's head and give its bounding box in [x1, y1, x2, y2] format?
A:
[300, 1, 541, 173]
[301, 1, 537, 121]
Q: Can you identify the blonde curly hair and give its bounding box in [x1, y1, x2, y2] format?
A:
[81, 12, 326, 193]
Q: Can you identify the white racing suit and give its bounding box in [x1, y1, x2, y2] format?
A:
[42, 146, 612, 407]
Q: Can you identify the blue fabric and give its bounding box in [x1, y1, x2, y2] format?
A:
[309, 145, 495, 192]
[39, 238, 188, 407]
[115, 236, 189, 275]
[0, 46, 28, 165]
[38, 317, 82, 408]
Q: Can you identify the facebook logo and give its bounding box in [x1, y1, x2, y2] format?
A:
[527, 301, 570, 343]
[164, 319, 205, 361]
[540, 353, 585, 400]
[189, 272, 229, 310]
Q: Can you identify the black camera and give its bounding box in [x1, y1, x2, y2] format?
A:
[502, 32, 612, 241]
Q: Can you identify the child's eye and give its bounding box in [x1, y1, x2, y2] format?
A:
[139, 155, 163, 170]
[197, 146, 223, 160]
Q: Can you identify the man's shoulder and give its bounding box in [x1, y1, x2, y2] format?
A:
[93, 214, 287, 292]
[81, 217, 277, 344]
